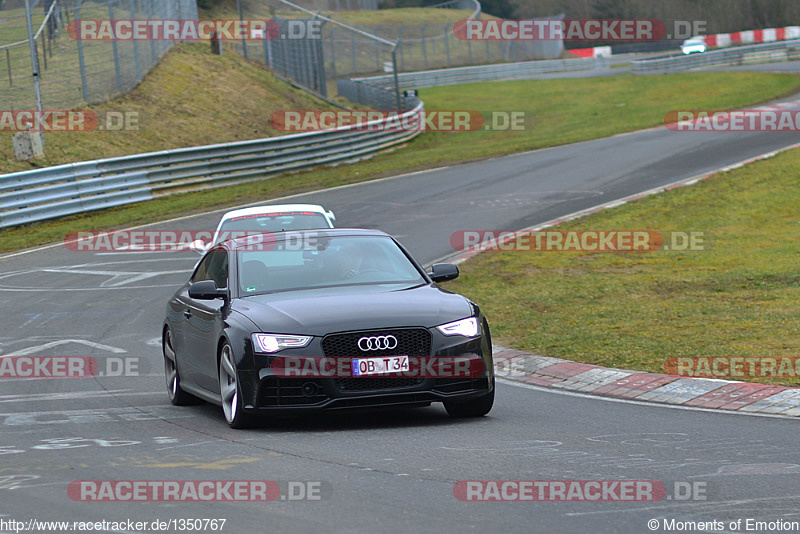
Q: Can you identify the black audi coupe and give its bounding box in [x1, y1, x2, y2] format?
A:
[162, 228, 494, 428]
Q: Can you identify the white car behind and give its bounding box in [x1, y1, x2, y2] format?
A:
[189, 204, 336, 254]
[681, 37, 706, 55]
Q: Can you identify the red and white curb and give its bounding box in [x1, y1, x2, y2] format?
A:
[493, 347, 800, 417]
[704, 26, 800, 48]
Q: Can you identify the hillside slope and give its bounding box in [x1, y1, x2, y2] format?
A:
[0, 43, 338, 174]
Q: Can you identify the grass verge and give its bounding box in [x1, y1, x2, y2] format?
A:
[443, 146, 800, 386]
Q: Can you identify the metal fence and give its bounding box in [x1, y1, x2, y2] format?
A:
[0, 103, 424, 228]
[0, 0, 197, 111]
[351, 56, 608, 90]
[338, 56, 607, 109]
[291, 0, 380, 10]
[632, 39, 800, 74]
[225, 0, 563, 106]
[0, 0, 579, 227]
[258, 16, 330, 97]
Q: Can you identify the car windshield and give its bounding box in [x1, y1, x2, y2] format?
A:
[236, 234, 426, 295]
[217, 211, 330, 241]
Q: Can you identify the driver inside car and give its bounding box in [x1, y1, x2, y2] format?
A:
[334, 242, 366, 279]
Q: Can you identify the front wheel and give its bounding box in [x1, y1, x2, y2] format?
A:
[444, 377, 495, 418]
[218, 342, 252, 429]
[163, 328, 202, 406]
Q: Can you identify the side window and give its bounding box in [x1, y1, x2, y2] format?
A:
[191, 255, 211, 284]
[191, 250, 228, 288]
[208, 250, 228, 289]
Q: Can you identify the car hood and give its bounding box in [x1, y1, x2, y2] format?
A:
[235, 284, 473, 335]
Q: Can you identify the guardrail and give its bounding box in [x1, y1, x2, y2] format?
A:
[0, 103, 423, 228]
[631, 39, 800, 74]
[431, 0, 481, 19]
[1, 53, 607, 227]
[338, 57, 608, 109]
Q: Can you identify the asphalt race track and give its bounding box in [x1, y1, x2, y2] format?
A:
[2, 80, 800, 533]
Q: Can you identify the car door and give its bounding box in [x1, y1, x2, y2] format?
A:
[182, 248, 229, 392]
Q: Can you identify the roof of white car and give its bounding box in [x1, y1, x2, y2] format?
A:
[220, 204, 331, 221]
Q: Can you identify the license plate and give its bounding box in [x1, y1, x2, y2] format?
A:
[351, 356, 409, 376]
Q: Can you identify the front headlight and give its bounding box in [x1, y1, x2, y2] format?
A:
[436, 317, 479, 337]
[252, 333, 312, 353]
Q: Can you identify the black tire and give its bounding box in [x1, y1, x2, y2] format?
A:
[218, 342, 253, 429]
[444, 376, 495, 418]
[163, 328, 202, 406]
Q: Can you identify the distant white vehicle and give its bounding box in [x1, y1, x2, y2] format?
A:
[681, 37, 706, 55]
[189, 204, 336, 254]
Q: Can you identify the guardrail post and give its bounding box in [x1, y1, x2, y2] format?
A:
[5, 49, 11, 87]
[108, 4, 123, 93]
[130, 0, 142, 81]
[312, 23, 327, 97]
[374, 24, 381, 71]
[391, 46, 400, 110]
[421, 25, 428, 69]
[328, 27, 336, 77]
[75, 5, 89, 102]
[23, 0, 44, 150]
[236, 0, 248, 60]
[39, 33, 47, 71]
[443, 24, 450, 66]
[280, 23, 290, 74]
[351, 30, 356, 73]
[263, 38, 272, 68]
[147, 0, 157, 64]
[398, 26, 404, 71]
[44, 26, 51, 63]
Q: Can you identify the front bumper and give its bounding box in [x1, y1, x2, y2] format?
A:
[237, 327, 493, 413]
[240, 375, 491, 412]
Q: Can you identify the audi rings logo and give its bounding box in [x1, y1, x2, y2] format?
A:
[358, 335, 398, 351]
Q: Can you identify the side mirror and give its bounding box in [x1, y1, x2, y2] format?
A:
[189, 280, 228, 300]
[430, 263, 459, 283]
[188, 239, 208, 254]
[326, 210, 336, 223]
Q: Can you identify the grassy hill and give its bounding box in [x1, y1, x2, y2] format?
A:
[0, 43, 339, 174]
